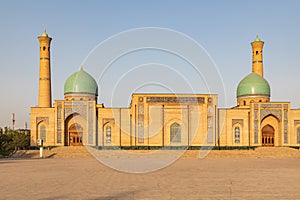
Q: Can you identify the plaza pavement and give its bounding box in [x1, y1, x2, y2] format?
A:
[0, 147, 300, 199]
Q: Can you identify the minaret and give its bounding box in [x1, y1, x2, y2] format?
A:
[38, 29, 52, 107]
[251, 35, 264, 77]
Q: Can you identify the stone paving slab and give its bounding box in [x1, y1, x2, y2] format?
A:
[17, 146, 300, 159]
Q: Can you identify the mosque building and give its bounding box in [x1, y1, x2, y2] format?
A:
[30, 30, 300, 148]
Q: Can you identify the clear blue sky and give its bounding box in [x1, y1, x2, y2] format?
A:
[0, 0, 300, 128]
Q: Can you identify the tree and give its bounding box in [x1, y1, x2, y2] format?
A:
[0, 127, 30, 154]
[11, 132, 30, 150]
[0, 133, 13, 151]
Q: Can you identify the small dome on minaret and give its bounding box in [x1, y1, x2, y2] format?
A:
[41, 28, 48, 37]
[254, 34, 261, 42]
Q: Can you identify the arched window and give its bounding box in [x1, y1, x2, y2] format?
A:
[106, 126, 111, 144]
[40, 125, 46, 143]
[297, 127, 300, 144]
[234, 126, 240, 143]
[170, 123, 181, 143]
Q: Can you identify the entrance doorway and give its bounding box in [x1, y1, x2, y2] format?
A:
[68, 123, 83, 146]
[262, 125, 274, 146]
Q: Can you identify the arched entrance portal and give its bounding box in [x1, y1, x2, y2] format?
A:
[69, 123, 83, 146]
[262, 125, 274, 146]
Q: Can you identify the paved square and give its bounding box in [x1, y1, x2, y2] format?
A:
[0, 157, 300, 199]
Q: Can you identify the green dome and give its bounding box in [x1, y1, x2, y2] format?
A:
[237, 73, 270, 97]
[64, 68, 98, 96]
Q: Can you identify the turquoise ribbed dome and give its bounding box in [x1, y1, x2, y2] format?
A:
[237, 73, 270, 97]
[64, 68, 98, 96]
